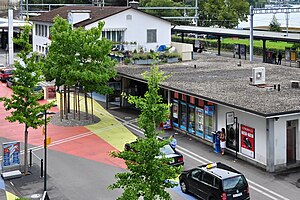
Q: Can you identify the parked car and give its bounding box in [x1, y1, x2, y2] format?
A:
[33, 85, 44, 100]
[6, 77, 15, 88]
[179, 162, 250, 200]
[124, 141, 184, 167]
[0, 68, 14, 82]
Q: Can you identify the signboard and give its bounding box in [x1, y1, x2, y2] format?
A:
[2, 141, 21, 168]
[226, 112, 235, 125]
[241, 125, 255, 158]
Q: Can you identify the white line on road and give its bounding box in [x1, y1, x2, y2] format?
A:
[122, 120, 290, 200]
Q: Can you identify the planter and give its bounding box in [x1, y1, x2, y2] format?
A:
[167, 57, 179, 63]
[147, 59, 156, 65]
[134, 59, 148, 65]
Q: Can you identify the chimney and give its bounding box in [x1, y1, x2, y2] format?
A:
[67, 10, 91, 25]
[129, 1, 139, 9]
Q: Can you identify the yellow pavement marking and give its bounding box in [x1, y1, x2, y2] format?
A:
[6, 191, 18, 200]
[55, 93, 136, 151]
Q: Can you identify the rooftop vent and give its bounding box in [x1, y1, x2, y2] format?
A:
[129, 1, 139, 9]
[252, 67, 265, 85]
[291, 80, 299, 89]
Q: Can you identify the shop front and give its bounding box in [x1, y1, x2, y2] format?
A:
[171, 91, 216, 142]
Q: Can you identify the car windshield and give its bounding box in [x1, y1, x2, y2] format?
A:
[223, 175, 247, 191]
[160, 145, 175, 155]
[4, 70, 13, 74]
[34, 86, 42, 91]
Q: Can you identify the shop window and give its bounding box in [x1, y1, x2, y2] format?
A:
[195, 107, 204, 137]
[188, 105, 195, 134]
[204, 105, 215, 141]
[172, 100, 179, 127]
[180, 102, 187, 130]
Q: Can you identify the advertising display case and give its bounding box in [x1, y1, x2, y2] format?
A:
[188, 105, 195, 134]
[241, 124, 255, 158]
[204, 105, 215, 141]
[180, 101, 187, 130]
[195, 107, 204, 137]
[172, 100, 179, 127]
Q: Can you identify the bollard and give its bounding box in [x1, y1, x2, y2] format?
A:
[29, 149, 32, 167]
[41, 159, 44, 178]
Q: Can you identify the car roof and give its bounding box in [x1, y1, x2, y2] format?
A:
[204, 167, 241, 180]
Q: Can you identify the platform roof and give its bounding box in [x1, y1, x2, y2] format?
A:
[116, 53, 300, 118]
[172, 25, 300, 43]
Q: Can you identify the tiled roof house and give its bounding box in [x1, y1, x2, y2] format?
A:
[30, 6, 172, 54]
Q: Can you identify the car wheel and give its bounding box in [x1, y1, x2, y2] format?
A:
[180, 180, 189, 193]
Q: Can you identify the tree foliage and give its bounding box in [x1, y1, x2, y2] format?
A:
[0, 25, 53, 174]
[109, 66, 181, 200]
[43, 16, 116, 119]
[199, 0, 249, 28]
[269, 15, 282, 32]
[140, 0, 184, 18]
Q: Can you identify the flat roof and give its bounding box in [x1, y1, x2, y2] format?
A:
[172, 25, 300, 43]
[116, 54, 300, 118]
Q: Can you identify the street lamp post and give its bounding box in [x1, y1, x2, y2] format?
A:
[37, 110, 55, 192]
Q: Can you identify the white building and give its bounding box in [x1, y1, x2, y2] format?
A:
[30, 6, 172, 55]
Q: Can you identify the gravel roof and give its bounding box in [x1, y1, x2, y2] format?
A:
[116, 53, 300, 117]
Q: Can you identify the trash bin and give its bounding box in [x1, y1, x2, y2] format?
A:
[213, 131, 221, 153]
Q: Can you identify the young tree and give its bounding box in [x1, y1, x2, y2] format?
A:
[109, 66, 182, 200]
[43, 16, 116, 120]
[0, 25, 53, 175]
[269, 15, 282, 32]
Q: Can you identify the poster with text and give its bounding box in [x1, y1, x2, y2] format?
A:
[2, 141, 21, 168]
[241, 125, 255, 158]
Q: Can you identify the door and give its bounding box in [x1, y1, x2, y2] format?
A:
[287, 120, 297, 164]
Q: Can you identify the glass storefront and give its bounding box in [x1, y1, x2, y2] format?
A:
[180, 101, 187, 130]
[188, 105, 195, 134]
[195, 107, 204, 137]
[204, 105, 215, 141]
[170, 92, 216, 142]
[172, 100, 179, 127]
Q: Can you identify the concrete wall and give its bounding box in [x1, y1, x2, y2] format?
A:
[85, 9, 172, 52]
[217, 105, 267, 166]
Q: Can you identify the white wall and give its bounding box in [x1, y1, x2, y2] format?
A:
[273, 114, 300, 165]
[32, 22, 52, 54]
[217, 105, 267, 165]
[85, 9, 172, 52]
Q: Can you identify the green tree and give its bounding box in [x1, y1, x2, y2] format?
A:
[0, 25, 53, 175]
[109, 66, 181, 200]
[199, 0, 249, 28]
[43, 16, 116, 120]
[269, 15, 282, 32]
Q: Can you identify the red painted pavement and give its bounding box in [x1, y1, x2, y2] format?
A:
[0, 82, 126, 169]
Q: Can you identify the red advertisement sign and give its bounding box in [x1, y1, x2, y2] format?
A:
[241, 124, 255, 158]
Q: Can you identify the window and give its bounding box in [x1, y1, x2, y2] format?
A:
[147, 29, 157, 43]
[126, 14, 132, 20]
[35, 24, 38, 35]
[191, 169, 202, 181]
[202, 172, 214, 186]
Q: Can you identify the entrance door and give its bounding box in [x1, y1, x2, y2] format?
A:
[286, 120, 297, 164]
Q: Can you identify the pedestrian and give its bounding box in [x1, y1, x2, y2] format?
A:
[170, 134, 177, 150]
[277, 52, 282, 65]
[219, 128, 226, 155]
[272, 52, 277, 64]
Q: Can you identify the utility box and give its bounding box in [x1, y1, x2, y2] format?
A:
[171, 42, 193, 61]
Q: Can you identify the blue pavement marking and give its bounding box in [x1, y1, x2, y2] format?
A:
[173, 185, 197, 200]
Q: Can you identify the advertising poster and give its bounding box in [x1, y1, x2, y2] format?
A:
[226, 112, 238, 150]
[241, 125, 255, 158]
[2, 141, 21, 168]
[204, 105, 214, 141]
[195, 107, 204, 137]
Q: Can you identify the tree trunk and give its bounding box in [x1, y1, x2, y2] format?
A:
[60, 91, 63, 122]
[91, 92, 94, 121]
[24, 124, 29, 175]
[64, 85, 68, 119]
[85, 91, 88, 120]
[78, 88, 80, 121]
[74, 86, 76, 119]
[68, 86, 71, 113]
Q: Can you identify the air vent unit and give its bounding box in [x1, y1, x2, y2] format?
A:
[291, 80, 299, 88]
[252, 67, 265, 85]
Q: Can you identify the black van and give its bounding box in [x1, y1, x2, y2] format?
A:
[179, 162, 250, 200]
